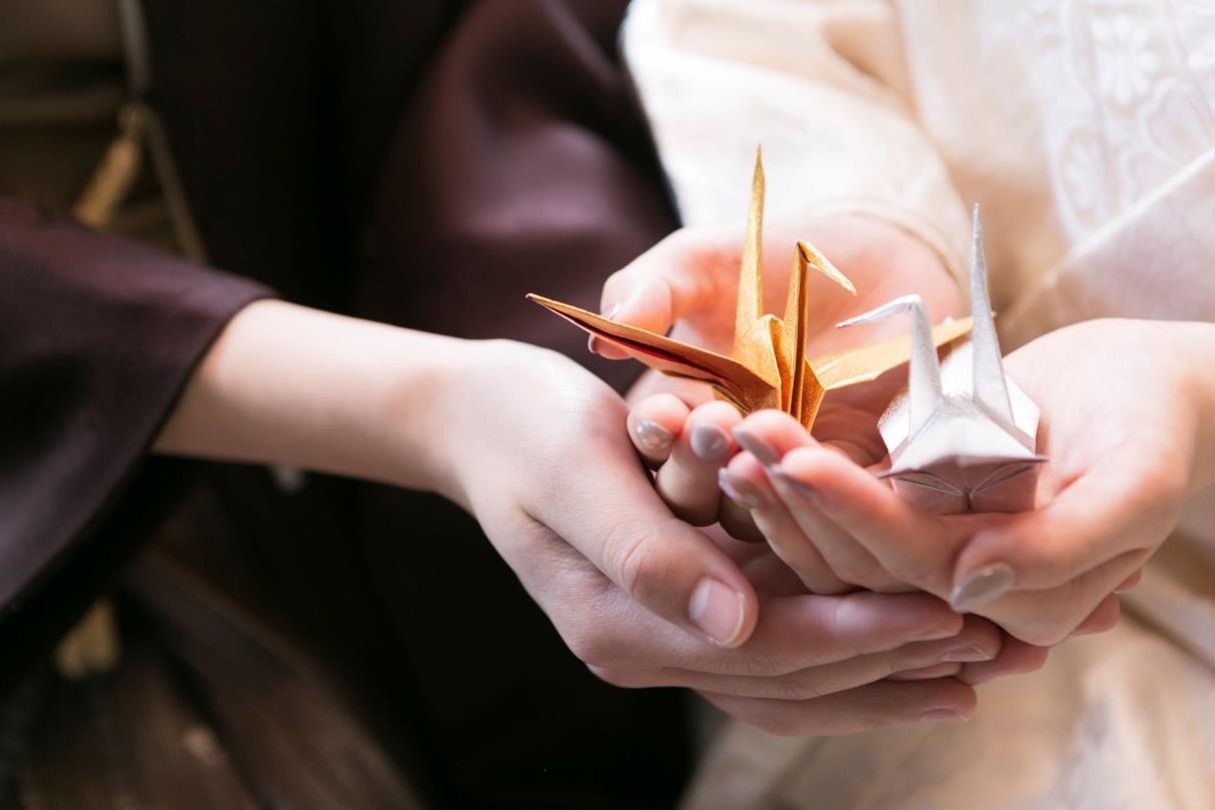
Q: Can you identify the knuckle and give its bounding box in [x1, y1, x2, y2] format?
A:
[562, 623, 623, 670]
[832, 562, 889, 593]
[605, 523, 665, 601]
[755, 712, 808, 738]
[587, 666, 648, 689]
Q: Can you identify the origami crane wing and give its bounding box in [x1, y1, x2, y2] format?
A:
[524, 294, 769, 412]
[838, 207, 1044, 514]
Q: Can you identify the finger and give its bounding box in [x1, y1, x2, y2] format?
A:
[729, 417, 894, 590]
[699, 678, 976, 736]
[722, 452, 851, 594]
[717, 495, 765, 543]
[626, 393, 687, 467]
[656, 401, 743, 525]
[1115, 569, 1143, 592]
[772, 449, 909, 592]
[732, 591, 964, 674]
[597, 229, 735, 345]
[952, 462, 1183, 595]
[544, 567, 966, 679]
[610, 588, 965, 677]
[888, 663, 963, 681]
[1069, 593, 1121, 637]
[958, 636, 1050, 685]
[775, 443, 967, 598]
[967, 550, 1143, 645]
[540, 435, 761, 648]
[637, 614, 999, 699]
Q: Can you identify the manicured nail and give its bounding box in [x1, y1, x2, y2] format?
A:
[942, 644, 994, 663]
[920, 707, 967, 723]
[588, 304, 621, 354]
[769, 467, 818, 502]
[732, 428, 780, 468]
[719, 469, 764, 510]
[690, 423, 731, 461]
[889, 663, 960, 681]
[910, 623, 961, 643]
[950, 563, 1015, 613]
[689, 578, 746, 646]
[633, 420, 674, 454]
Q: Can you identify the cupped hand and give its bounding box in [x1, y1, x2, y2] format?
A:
[431, 340, 1013, 733]
[605, 216, 963, 532]
[730, 319, 1206, 645]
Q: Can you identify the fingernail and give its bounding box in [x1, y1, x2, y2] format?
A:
[587, 305, 621, 354]
[889, 664, 960, 681]
[719, 469, 765, 510]
[950, 563, 1015, 613]
[910, 623, 961, 643]
[732, 428, 780, 468]
[769, 467, 818, 502]
[690, 424, 731, 461]
[942, 644, 994, 663]
[920, 708, 967, 723]
[633, 420, 674, 454]
[689, 578, 746, 646]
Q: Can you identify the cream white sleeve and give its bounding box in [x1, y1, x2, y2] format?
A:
[621, 0, 971, 284]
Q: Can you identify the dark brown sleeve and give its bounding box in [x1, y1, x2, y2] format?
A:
[0, 197, 272, 617]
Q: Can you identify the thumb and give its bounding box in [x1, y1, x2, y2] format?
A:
[545, 445, 761, 647]
[594, 229, 736, 358]
[950, 464, 1174, 611]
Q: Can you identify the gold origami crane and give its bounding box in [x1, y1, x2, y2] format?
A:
[527, 150, 972, 429]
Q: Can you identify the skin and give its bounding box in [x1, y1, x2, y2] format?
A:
[720, 318, 1214, 646]
[612, 219, 1207, 653]
[155, 297, 1002, 736]
[600, 217, 1058, 708]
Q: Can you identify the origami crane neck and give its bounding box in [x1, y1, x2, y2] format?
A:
[838, 294, 943, 435]
[969, 205, 1014, 425]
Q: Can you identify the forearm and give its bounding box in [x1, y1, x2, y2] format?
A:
[154, 300, 473, 496]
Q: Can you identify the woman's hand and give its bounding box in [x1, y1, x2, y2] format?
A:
[728, 319, 1215, 645]
[433, 340, 1010, 733]
[602, 216, 963, 535]
[155, 299, 1003, 734]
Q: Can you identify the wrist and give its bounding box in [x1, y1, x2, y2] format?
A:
[1177, 320, 1215, 491]
[155, 300, 481, 495]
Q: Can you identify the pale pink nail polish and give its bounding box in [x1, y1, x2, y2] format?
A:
[732, 428, 780, 468]
[920, 707, 967, 723]
[633, 420, 674, 454]
[691, 423, 731, 461]
[719, 469, 764, 510]
[950, 564, 1015, 613]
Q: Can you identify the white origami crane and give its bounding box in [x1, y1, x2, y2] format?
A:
[838, 207, 1044, 514]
